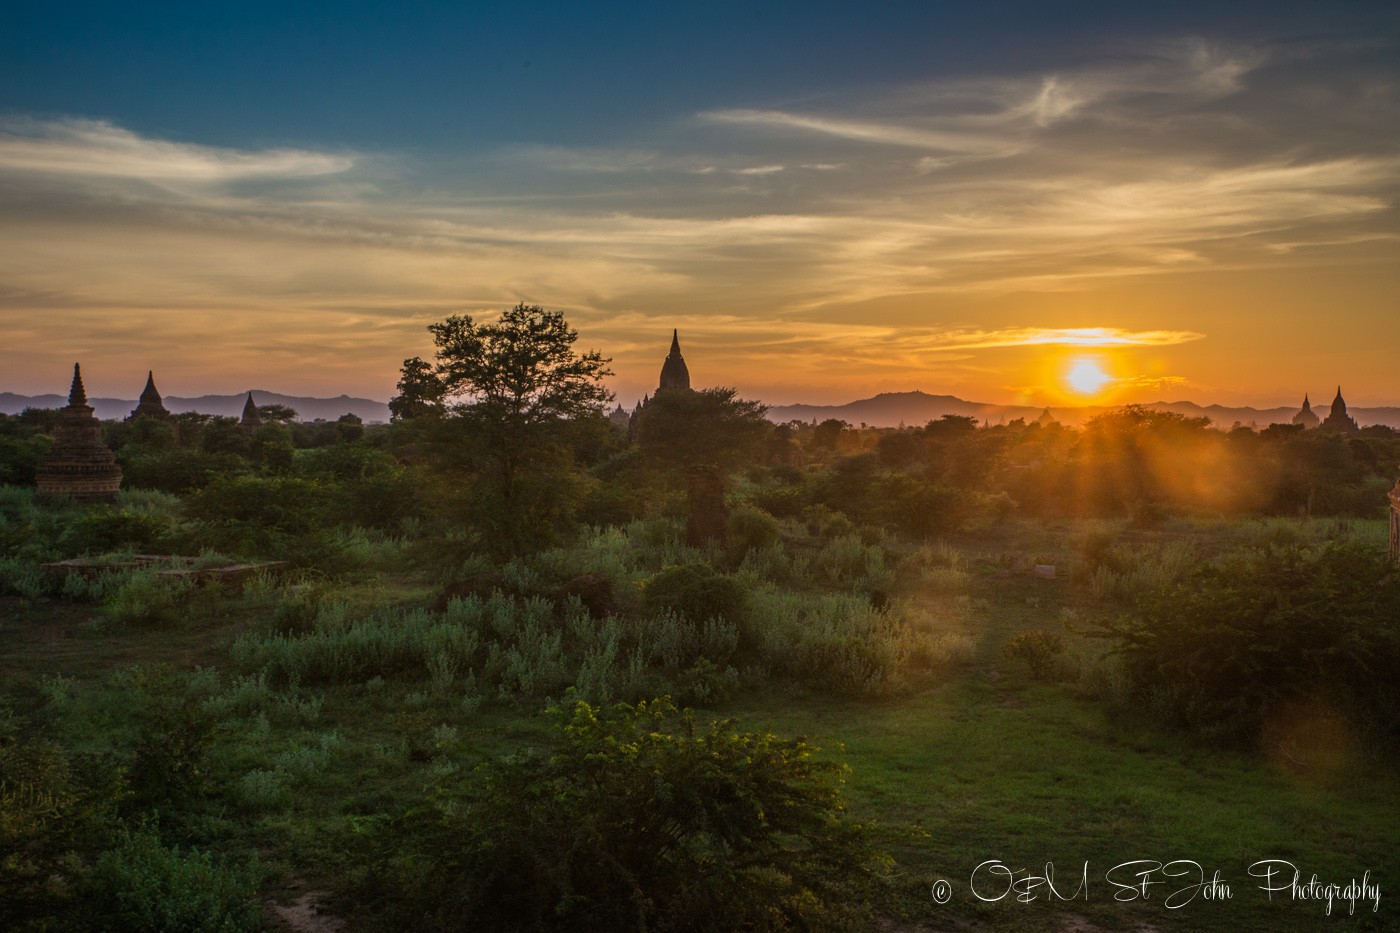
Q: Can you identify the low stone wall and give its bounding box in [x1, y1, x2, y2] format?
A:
[41, 555, 288, 586]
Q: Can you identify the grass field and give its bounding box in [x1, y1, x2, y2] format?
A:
[2, 516, 1394, 931]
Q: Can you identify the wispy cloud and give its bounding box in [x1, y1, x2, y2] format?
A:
[0, 35, 1395, 403]
[702, 108, 1013, 154]
[924, 328, 1205, 350]
[0, 117, 353, 181]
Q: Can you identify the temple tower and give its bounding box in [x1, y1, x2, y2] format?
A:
[128, 371, 171, 421]
[1321, 386, 1359, 433]
[36, 364, 123, 504]
[240, 392, 263, 429]
[1291, 393, 1320, 429]
[658, 329, 691, 392]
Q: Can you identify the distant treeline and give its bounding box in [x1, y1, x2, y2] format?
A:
[2, 403, 1396, 548]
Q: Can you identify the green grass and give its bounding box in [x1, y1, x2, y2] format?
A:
[724, 519, 1397, 931]
[726, 685, 1393, 931]
[3, 517, 1395, 931]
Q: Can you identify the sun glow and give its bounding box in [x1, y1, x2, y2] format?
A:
[1066, 358, 1113, 395]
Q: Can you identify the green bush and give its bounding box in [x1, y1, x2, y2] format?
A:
[0, 730, 123, 928]
[1004, 629, 1065, 680]
[643, 563, 748, 629]
[109, 666, 221, 818]
[103, 572, 194, 628]
[58, 507, 173, 557]
[1088, 541, 1400, 745]
[726, 502, 783, 555]
[87, 831, 260, 933]
[368, 698, 888, 931]
[0, 557, 50, 598]
[183, 474, 328, 557]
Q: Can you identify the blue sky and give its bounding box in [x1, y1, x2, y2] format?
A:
[7, 2, 1390, 149]
[2, 1, 1397, 406]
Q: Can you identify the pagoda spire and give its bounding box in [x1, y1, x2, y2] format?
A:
[1321, 385, 1358, 433]
[129, 370, 171, 420]
[68, 363, 88, 408]
[38, 363, 122, 503]
[240, 392, 263, 428]
[658, 329, 691, 392]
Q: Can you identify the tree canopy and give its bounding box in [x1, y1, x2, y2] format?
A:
[634, 387, 769, 471]
[390, 304, 614, 555]
[405, 303, 613, 426]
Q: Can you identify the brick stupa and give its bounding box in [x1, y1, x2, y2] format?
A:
[36, 364, 123, 504]
[128, 371, 171, 421]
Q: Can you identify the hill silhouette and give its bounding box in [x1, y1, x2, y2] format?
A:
[765, 390, 1400, 430]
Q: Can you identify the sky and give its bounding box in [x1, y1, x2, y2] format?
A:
[1, 1, 1397, 408]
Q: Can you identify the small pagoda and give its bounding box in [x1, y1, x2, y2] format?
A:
[128, 371, 171, 421]
[1291, 394, 1320, 429]
[240, 392, 262, 430]
[36, 364, 123, 504]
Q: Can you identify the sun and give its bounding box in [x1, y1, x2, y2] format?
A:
[1066, 358, 1113, 395]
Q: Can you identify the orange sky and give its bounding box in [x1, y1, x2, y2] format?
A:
[2, 35, 1397, 408]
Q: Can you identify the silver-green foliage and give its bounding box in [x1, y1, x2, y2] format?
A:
[104, 571, 195, 627]
[89, 831, 261, 932]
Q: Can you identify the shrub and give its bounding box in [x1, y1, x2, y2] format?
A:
[87, 831, 260, 932]
[1004, 629, 1065, 680]
[103, 572, 194, 628]
[59, 508, 173, 556]
[112, 666, 220, 818]
[643, 563, 748, 629]
[183, 474, 328, 557]
[1087, 541, 1400, 746]
[368, 698, 889, 931]
[726, 503, 783, 556]
[811, 534, 893, 595]
[0, 731, 123, 927]
[0, 557, 49, 599]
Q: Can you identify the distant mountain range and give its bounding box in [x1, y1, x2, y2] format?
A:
[765, 390, 1400, 431]
[0, 391, 391, 424]
[6, 386, 1397, 432]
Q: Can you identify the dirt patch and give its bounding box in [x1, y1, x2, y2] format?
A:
[268, 892, 346, 933]
[1057, 914, 1160, 933]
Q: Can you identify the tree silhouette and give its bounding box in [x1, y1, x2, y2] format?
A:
[635, 387, 768, 543]
[399, 303, 612, 554]
[388, 356, 445, 422]
[634, 387, 767, 471]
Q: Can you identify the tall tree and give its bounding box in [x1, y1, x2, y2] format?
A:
[399, 303, 612, 554]
[634, 387, 769, 543]
[634, 387, 768, 471]
[388, 357, 445, 422]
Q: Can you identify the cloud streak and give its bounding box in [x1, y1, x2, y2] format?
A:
[0, 118, 353, 181]
[925, 328, 1205, 350]
[1, 36, 1396, 404]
